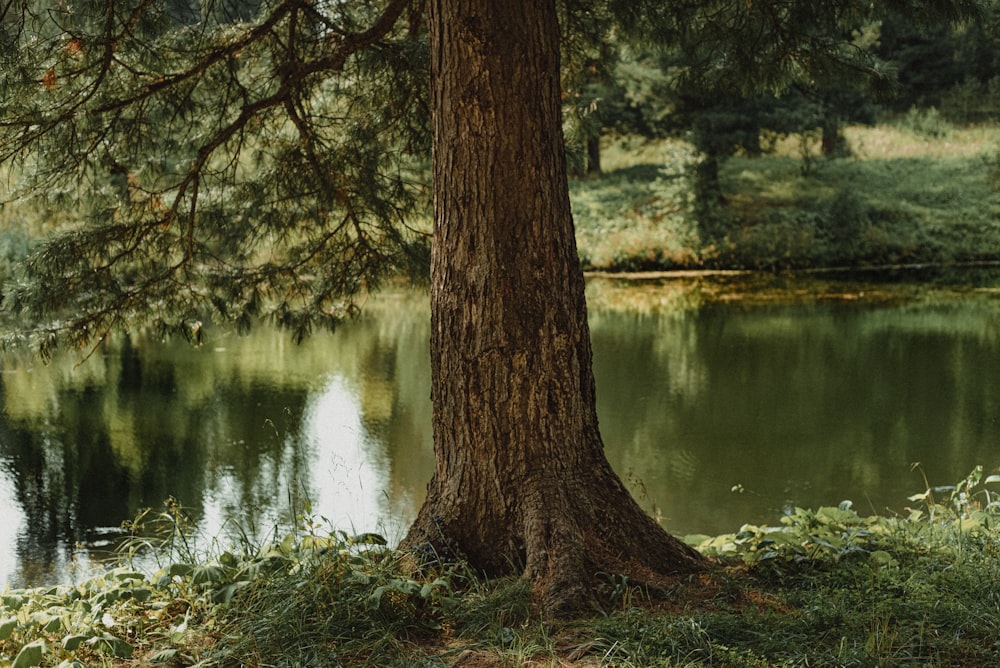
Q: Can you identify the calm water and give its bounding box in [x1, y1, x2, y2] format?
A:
[3, 275, 1000, 587]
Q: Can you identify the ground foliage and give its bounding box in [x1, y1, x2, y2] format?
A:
[1, 468, 1000, 666]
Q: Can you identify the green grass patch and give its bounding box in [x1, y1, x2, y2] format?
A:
[4, 468, 1000, 666]
[573, 123, 1000, 272]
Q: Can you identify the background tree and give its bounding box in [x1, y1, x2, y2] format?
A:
[875, 4, 1000, 122]
[0, 0, 984, 614]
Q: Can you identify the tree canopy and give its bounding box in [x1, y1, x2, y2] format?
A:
[2, 0, 431, 353]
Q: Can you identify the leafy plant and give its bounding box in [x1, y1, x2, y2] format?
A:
[899, 105, 954, 139]
[690, 466, 1000, 569]
[5, 469, 1000, 666]
[906, 463, 1000, 532]
[689, 500, 891, 566]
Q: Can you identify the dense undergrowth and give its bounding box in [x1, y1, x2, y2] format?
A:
[2, 467, 1000, 666]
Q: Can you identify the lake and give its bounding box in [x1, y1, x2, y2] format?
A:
[3, 271, 1000, 587]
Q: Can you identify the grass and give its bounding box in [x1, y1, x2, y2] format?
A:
[3, 468, 1000, 666]
[571, 120, 1000, 272]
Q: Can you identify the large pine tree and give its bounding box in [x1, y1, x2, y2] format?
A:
[403, 0, 701, 615]
[0, 0, 983, 613]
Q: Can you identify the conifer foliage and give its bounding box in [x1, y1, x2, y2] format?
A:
[0, 0, 982, 352]
[1, 0, 430, 353]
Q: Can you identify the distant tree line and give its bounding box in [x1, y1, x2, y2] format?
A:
[565, 7, 1000, 188]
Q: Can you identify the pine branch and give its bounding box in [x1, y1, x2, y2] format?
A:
[1, 0, 428, 352]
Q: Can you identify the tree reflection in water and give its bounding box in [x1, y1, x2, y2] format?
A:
[4, 282, 1000, 587]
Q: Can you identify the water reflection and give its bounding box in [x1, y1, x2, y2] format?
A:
[592, 291, 1000, 532]
[0, 300, 435, 588]
[2, 281, 1000, 587]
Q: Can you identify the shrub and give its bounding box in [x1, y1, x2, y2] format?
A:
[898, 105, 954, 140]
[822, 190, 870, 248]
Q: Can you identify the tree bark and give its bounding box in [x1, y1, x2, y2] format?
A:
[821, 117, 848, 157]
[400, 0, 703, 616]
[586, 135, 602, 174]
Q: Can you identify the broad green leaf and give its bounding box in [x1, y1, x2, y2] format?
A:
[87, 634, 134, 658]
[111, 637, 136, 658]
[62, 634, 91, 650]
[683, 533, 712, 546]
[816, 506, 861, 525]
[191, 564, 226, 585]
[172, 618, 189, 634]
[150, 648, 179, 663]
[346, 570, 374, 585]
[167, 563, 195, 578]
[93, 589, 121, 606]
[125, 587, 153, 602]
[2, 595, 25, 611]
[764, 531, 801, 546]
[28, 612, 50, 626]
[12, 639, 45, 668]
[368, 586, 387, 610]
[0, 617, 18, 640]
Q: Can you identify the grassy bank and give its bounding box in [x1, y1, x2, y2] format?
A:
[2, 468, 1000, 666]
[572, 120, 1000, 272]
[3, 119, 997, 286]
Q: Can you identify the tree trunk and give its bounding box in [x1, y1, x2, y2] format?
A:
[694, 151, 723, 206]
[821, 118, 848, 157]
[586, 135, 602, 174]
[400, 0, 703, 616]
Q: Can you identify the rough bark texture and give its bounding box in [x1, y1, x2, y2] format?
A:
[400, 0, 704, 616]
